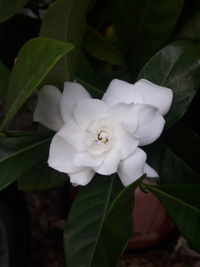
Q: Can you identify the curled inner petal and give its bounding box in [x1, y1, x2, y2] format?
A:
[60, 81, 91, 122]
[57, 119, 86, 152]
[107, 102, 138, 134]
[118, 148, 147, 186]
[133, 104, 165, 146]
[85, 118, 115, 155]
[69, 168, 95, 186]
[73, 151, 104, 168]
[102, 79, 143, 106]
[74, 99, 109, 129]
[133, 79, 173, 115]
[95, 148, 121, 175]
[33, 85, 64, 131]
[48, 134, 84, 174]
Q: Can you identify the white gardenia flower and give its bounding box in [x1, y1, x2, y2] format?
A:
[34, 79, 173, 187]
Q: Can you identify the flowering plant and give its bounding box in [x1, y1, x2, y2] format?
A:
[0, 0, 200, 266]
[34, 79, 172, 186]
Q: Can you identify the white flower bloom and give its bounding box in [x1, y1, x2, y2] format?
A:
[34, 79, 173, 187]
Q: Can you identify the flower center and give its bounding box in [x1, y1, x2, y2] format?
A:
[96, 130, 109, 144]
[85, 118, 115, 155]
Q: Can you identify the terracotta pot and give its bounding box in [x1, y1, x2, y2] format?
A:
[127, 187, 174, 249]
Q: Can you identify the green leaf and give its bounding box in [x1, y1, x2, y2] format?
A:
[83, 27, 125, 66]
[163, 125, 200, 174]
[146, 184, 200, 252]
[86, 0, 114, 30]
[99, 70, 132, 87]
[90, 177, 144, 267]
[138, 41, 200, 128]
[0, 0, 28, 23]
[64, 175, 123, 267]
[175, 1, 200, 41]
[64, 175, 143, 267]
[17, 161, 67, 191]
[0, 135, 50, 190]
[0, 59, 10, 100]
[145, 140, 200, 185]
[76, 78, 104, 99]
[1, 37, 73, 129]
[113, 0, 185, 75]
[76, 53, 105, 98]
[40, 0, 91, 84]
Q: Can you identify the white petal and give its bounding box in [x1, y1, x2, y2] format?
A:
[102, 79, 143, 106]
[144, 163, 158, 177]
[48, 134, 84, 174]
[57, 120, 86, 152]
[69, 168, 95, 186]
[95, 149, 121, 175]
[118, 148, 147, 186]
[133, 104, 165, 146]
[115, 124, 139, 159]
[108, 103, 138, 134]
[33, 85, 64, 131]
[134, 79, 173, 115]
[73, 151, 104, 168]
[74, 99, 109, 129]
[60, 81, 91, 122]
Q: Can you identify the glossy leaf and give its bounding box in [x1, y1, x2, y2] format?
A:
[64, 175, 143, 267]
[90, 177, 144, 267]
[138, 41, 200, 128]
[76, 78, 104, 99]
[145, 140, 200, 185]
[83, 27, 125, 66]
[99, 70, 132, 87]
[64, 175, 122, 267]
[146, 184, 200, 252]
[76, 53, 105, 98]
[0, 135, 50, 190]
[113, 0, 185, 74]
[175, 1, 200, 41]
[0, 59, 9, 100]
[1, 37, 73, 129]
[87, 0, 114, 30]
[17, 161, 67, 191]
[40, 0, 90, 84]
[0, 0, 28, 23]
[163, 125, 200, 174]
